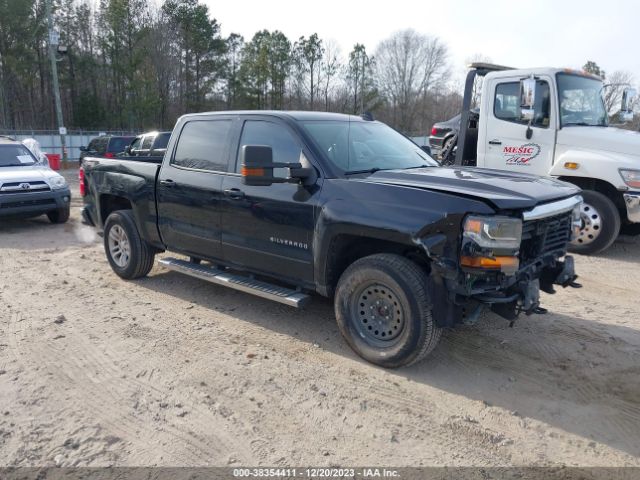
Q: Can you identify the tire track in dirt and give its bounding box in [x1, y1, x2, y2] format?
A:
[6, 307, 255, 465]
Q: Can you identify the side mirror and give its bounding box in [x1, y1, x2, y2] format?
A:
[79, 146, 87, 152]
[621, 87, 637, 122]
[520, 75, 536, 122]
[241, 145, 311, 186]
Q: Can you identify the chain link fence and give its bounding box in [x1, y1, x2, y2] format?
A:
[0, 129, 137, 161]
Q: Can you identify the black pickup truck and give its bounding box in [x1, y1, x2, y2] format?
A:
[81, 111, 582, 367]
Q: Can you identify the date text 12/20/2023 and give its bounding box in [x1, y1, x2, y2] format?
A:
[232, 468, 400, 478]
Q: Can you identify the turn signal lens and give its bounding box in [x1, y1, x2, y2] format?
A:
[241, 166, 265, 177]
[461, 255, 519, 273]
[564, 162, 579, 170]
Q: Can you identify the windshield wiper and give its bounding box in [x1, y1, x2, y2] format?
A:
[402, 164, 432, 170]
[0, 163, 33, 167]
[344, 167, 385, 175]
[563, 122, 606, 127]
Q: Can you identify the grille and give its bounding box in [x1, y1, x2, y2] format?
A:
[0, 181, 51, 193]
[520, 212, 572, 265]
[0, 198, 56, 209]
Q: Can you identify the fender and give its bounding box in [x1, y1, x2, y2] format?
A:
[549, 147, 637, 191]
[85, 158, 163, 248]
[312, 179, 495, 296]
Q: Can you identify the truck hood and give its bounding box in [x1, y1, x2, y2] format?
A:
[0, 165, 59, 185]
[557, 126, 640, 158]
[356, 166, 579, 210]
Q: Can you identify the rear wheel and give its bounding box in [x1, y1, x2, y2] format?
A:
[335, 254, 441, 368]
[569, 190, 620, 255]
[439, 134, 458, 166]
[104, 210, 155, 279]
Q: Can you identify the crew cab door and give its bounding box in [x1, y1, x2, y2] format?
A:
[220, 118, 318, 285]
[157, 116, 237, 260]
[479, 75, 556, 177]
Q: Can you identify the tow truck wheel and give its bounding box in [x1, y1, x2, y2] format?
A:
[47, 205, 70, 224]
[335, 253, 442, 368]
[104, 210, 155, 279]
[569, 190, 620, 255]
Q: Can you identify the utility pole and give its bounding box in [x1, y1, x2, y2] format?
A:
[46, 0, 67, 163]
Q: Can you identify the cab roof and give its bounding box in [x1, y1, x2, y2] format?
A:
[179, 110, 368, 123]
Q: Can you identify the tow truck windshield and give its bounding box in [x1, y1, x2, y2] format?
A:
[557, 73, 608, 127]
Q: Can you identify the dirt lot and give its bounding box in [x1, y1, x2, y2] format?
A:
[1, 170, 640, 467]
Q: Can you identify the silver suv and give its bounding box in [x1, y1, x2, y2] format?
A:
[0, 136, 71, 223]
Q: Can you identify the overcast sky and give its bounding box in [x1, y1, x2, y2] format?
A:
[202, 0, 639, 85]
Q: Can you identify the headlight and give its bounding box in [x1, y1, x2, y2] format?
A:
[463, 215, 522, 250]
[48, 175, 68, 190]
[619, 169, 640, 189]
[461, 216, 522, 275]
[571, 197, 583, 240]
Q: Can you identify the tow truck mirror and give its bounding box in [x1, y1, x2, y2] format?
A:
[621, 87, 637, 122]
[520, 75, 536, 122]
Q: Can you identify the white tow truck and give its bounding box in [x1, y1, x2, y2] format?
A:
[446, 63, 639, 254]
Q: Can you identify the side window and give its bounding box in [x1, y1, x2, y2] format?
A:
[87, 139, 97, 151]
[494, 81, 550, 127]
[141, 135, 154, 150]
[130, 137, 142, 151]
[97, 137, 108, 153]
[236, 120, 301, 175]
[172, 120, 232, 172]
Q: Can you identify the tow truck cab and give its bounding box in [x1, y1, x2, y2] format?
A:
[454, 63, 640, 254]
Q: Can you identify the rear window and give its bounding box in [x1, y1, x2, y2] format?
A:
[0, 145, 36, 167]
[172, 120, 231, 172]
[108, 137, 135, 153]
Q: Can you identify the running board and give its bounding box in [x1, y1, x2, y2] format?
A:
[158, 257, 311, 308]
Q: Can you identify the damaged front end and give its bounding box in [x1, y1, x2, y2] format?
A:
[426, 195, 583, 326]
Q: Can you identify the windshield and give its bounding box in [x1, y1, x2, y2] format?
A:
[0, 145, 37, 167]
[301, 120, 437, 174]
[557, 73, 608, 127]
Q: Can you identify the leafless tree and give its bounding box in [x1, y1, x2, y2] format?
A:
[603, 70, 635, 114]
[374, 29, 448, 133]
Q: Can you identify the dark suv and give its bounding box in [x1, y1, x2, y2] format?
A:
[79, 136, 135, 161]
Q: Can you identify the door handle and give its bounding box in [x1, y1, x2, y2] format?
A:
[488, 139, 502, 145]
[224, 188, 245, 199]
[159, 179, 176, 187]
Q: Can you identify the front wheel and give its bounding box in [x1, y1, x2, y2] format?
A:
[569, 190, 620, 255]
[334, 254, 442, 368]
[104, 210, 155, 279]
[47, 205, 70, 224]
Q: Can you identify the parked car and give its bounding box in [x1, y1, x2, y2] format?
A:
[123, 131, 171, 158]
[79, 135, 135, 161]
[428, 108, 479, 160]
[81, 111, 581, 368]
[0, 136, 71, 223]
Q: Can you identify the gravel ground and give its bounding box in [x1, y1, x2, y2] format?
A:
[0, 169, 639, 467]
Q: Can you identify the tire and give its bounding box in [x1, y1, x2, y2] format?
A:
[334, 253, 442, 368]
[439, 134, 458, 166]
[47, 204, 70, 224]
[569, 190, 621, 255]
[103, 210, 155, 279]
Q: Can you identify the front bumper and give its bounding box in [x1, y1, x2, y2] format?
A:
[0, 188, 71, 217]
[623, 192, 640, 223]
